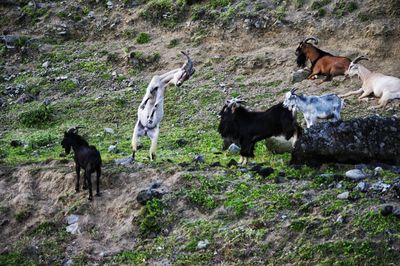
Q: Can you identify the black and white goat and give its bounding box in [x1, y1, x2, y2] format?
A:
[283, 89, 343, 128]
[131, 52, 195, 161]
[61, 127, 102, 201]
[218, 98, 301, 164]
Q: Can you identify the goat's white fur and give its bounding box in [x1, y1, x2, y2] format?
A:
[340, 62, 400, 109]
[284, 91, 343, 128]
[131, 68, 186, 161]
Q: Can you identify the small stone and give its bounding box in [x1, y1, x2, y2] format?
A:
[239, 167, 248, 173]
[197, 239, 209, 250]
[374, 166, 383, 176]
[104, 127, 114, 134]
[355, 181, 369, 192]
[371, 180, 390, 192]
[108, 145, 119, 153]
[66, 223, 79, 234]
[66, 215, 79, 225]
[176, 139, 188, 147]
[336, 215, 345, 223]
[337, 191, 349, 199]
[10, 140, 23, 147]
[42, 61, 50, 68]
[227, 143, 240, 154]
[16, 93, 35, 104]
[210, 162, 221, 167]
[87, 11, 95, 18]
[42, 98, 52, 106]
[345, 169, 367, 181]
[114, 156, 134, 166]
[393, 208, 400, 218]
[381, 205, 393, 216]
[257, 167, 274, 178]
[136, 189, 163, 205]
[336, 181, 343, 189]
[292, 69, 309, 83]
[106, 0, 113, 9]
[193, 155, 205, 163]
[62, 259, 73, 266]
[227, 159, 238, 167]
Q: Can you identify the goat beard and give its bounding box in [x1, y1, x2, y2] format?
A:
[296, 53, 307, 68]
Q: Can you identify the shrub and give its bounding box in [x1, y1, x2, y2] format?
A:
[19, 105, 53, 127]
[136, 32, 151, 44]
[138, 199, 164, 237]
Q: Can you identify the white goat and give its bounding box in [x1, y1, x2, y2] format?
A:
[131, 52, 195, 161]
[284, 88, 343, 128]
[339, 56, 400, 109]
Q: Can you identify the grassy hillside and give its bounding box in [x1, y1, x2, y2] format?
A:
[1, 0, 400, 265]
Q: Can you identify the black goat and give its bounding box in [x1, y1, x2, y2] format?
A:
[218, 99, 301, 164]
[61, 127, 102, 200]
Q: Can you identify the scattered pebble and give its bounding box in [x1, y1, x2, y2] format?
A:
[227, 159, 238, 167]
[227, 143, 240, 154]
[108, 145, 119, 153]
[371, 180, 390, 192]
[42, 61, 50, 68]
[381, 205, 393, 216]
[345, 169, 367, 181]
[355, 181, 369, 192]
[197, 239, 209, 250]
[114, 156, 134, 166]
[193, 154, 205, 163]
[374, 166, 383, 176]
[104, 127, 114, 134]
[337, 191, 349, 199]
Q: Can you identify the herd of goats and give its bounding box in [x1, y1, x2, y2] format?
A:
[60, 37, 400, 200]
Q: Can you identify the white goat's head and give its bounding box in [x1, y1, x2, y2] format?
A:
[283, 88, 298, 111]
[218, 97, 246, 117]
[171, 51, 195, 87]
[345, 55, 369, 78]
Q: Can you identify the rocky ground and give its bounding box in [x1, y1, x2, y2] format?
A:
[1, 0, 400, 265]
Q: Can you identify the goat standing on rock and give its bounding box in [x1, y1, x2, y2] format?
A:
[61, 127, 102, 201]
[132, 52, 195, 161]
[339, 55, 400, 109]
[284, 89, 343, 128]
[218, 98, 301, 165]
[296, 37, 351, 83]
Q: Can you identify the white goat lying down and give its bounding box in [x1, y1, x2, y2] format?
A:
[339, 55, 400, 109]
[131, 52, 195, 160]
[284, 88, 343, 128]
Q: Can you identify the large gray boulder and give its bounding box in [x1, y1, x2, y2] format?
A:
[291, 116, 400, 166]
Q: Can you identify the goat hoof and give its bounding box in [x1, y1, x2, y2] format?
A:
[95, 193, 101, 197]
[75, 188, 80, 193]
[88, 196, 93, 201]
[82, 186, 88, 190]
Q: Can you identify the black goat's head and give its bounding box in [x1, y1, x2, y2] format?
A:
[220, 98, 246, 115]
[61, 126, 84, 154]
[176, 51, 195, 87]
[296, 37, 318, 67]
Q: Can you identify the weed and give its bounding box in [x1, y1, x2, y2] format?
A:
[273, 5, 287, 21]
[353, 210, 400, 235]
[311, 0, 330, 10]
[167, 38, 179, 48]
[78, 61, 107, 73]
[334, 0, 358, 17]
[15, 210, 31, 222]
[113, 250, 150, 264]
[59, 80, 78, 92]
[136, 32, 151, 44]
[19, 105, 53, 128]
[138, 199, 165, 237]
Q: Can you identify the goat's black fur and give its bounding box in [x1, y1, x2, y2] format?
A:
[218, 102, 301, 158]
[61, 131, 102, 200]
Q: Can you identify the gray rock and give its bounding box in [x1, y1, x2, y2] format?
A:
[114, 156, 134, 166]
[87, 11, 95, 18]
[197, 239, 209, 250]
[136, 187, 164, 205]
[371, 180, 390, 192]
[108, 145, 119, 153]
[374, 166, 383, 176]
[227, 143, 240, 154]
[393, 208, 400, 218]
[345, 169, 367, 181]
[62, 259, 73, 266]
[0, 97, 5, 107]
[292, 69, 309, 83]
[291, 117, 400, 166]
[107, 0, 113, 9]
[66, 223, 79, 234]
[193, 154, 205, 163]
[42, 98, 52, 106]
[42, 61, 50, 68]
[104, 127, 114, 134]
[55, 76, 68, 81]
[337, 191, 349, 199]
[66, 214, 79, 225]
[16, 93, 35, 104]
[355, 181, 369, 192]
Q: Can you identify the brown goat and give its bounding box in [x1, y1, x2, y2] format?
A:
[296, 37, 351, 83]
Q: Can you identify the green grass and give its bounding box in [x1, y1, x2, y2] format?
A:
[136, 32, 151, 44]
[19, 105, 53, 128]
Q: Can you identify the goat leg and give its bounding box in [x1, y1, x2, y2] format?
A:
[75, 165, 80, 192]
[140, 97, 151, 110]
[95, 166, 101, 196]
[86, 171, 93, 201]
[339, 88, 363, 98]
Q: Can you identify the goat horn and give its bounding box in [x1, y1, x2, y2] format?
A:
[290, 88, 298, 94]
[66, 126, 85, 134]
[303, 36, 318, 45]
[352, 55, 369, 64]
[181, 51, 194, 75]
